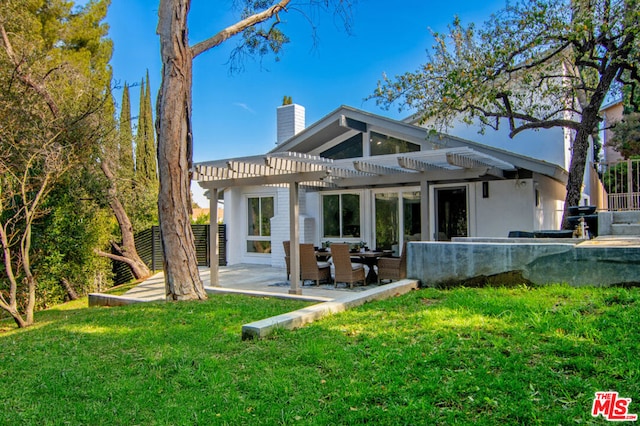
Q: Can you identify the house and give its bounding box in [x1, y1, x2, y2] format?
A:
[599, 99, 625, 164]
[195, 104, 569, 286]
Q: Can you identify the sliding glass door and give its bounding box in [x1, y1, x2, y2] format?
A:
[374, 190, 421, 254]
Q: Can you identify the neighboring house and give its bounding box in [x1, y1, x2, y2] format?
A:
[195, 104, 569, 270]
[599, 99, 625, 164]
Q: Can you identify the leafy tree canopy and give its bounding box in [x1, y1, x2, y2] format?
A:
[372, 0, 640, 224]
[611, 112, 640, 158]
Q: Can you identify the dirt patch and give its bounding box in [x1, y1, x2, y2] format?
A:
[434, 270, 533, 289]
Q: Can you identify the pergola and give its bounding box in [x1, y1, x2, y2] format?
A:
[195, 147, 517, 294]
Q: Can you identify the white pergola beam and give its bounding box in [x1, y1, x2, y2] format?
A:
[398, 156, 449, 172]
[353, 161, 407, 175]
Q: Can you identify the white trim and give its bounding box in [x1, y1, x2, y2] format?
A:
[319, 189, 365, 244]
[244, 193, 276, 257]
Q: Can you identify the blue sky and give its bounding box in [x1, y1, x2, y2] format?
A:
[105, 0, 506, 205]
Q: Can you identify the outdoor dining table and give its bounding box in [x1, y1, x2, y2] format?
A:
[352, 251, 385, 284]
[315, 249, 332, 262]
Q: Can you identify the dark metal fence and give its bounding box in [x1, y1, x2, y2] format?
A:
[112, 224, 227, 285]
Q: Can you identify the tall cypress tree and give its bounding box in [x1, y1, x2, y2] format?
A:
[135, 78, 146, 180]
[143, 71, 157, 182]
[135, 73, 157, 183]
[118, 83, 134, 178]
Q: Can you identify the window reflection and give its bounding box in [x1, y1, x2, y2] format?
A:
[370, 131, 420, 156]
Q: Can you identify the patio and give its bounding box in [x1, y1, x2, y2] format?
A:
[98, 264, 398, 304]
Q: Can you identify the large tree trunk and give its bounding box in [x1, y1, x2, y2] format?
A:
[61, 278, 79, 301]
[562, 128, 591, 228]
[98, 161, 152, 280]
[561, 62, 622, 229]
[156, 0, 206, 301]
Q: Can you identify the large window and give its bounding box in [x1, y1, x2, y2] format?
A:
[369, 131, 420, 156]
[320, 133, 363, 159]
[322, 193, 360, 238]
[247, 196, 273, 253]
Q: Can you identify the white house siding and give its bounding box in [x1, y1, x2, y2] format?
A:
[269, 186, 319, 269]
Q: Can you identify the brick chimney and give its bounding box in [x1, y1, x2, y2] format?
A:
[276, 103, 305, 145]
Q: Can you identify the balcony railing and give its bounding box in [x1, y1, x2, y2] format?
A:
[594, 158, 640, 211]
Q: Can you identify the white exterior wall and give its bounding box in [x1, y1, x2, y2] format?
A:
[224, 176, 567, 266]
[443, 117, 569, 168]
[223, 187, 243, 266]
[533, 174, 566, 231]
[472, 179, 534, 237]
[271, 187, 318, 269]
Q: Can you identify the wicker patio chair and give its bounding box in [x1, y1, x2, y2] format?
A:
[331, 243, 365, 289]
[300, 243, 332, 286]
[377, 242, 407, 284]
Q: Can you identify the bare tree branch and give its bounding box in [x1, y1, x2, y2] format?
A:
[191, 0, 291, 58]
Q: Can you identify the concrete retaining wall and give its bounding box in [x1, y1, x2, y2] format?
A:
[407, 241, 640, 287]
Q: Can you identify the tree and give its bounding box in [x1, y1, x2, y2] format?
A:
[0, 0, 113, 327]
[156, 0, 352, 300]
[135, 72, 157, 184]
[372, 0, 640, 228]
[92, 75, 156, 281]
[118, 83, 135, 177]
[610, 112, 640, 158]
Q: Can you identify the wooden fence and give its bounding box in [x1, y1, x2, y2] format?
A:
[112, 224, 227, 285]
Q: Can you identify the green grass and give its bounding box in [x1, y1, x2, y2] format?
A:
[1, 285, 639, 425]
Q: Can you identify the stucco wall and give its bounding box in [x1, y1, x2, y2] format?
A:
[534, 174, 565, 230]
[473, 179, 534, 237]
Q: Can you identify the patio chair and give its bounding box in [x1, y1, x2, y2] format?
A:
[331, 243, 365, 289]
[300, 243, 332, 286]
[377, 242, 407, 284]
[283, 240, 291, 280]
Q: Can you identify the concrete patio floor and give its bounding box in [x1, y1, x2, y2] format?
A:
[119, 263, 395, 302]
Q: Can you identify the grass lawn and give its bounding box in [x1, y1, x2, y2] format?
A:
[1, 285, 639, 425]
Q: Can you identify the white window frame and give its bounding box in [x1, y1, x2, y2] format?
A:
[320, 190, 364, 242]
[245, 194, 275, 256]
[429, 182, 476, 240]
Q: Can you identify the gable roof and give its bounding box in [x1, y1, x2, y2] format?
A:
[268, 105, 567, 182]
[195, 106, 567, 189]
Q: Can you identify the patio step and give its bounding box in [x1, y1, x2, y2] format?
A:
[611, 223, 640, 236]
[611, 211, 640, 225]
